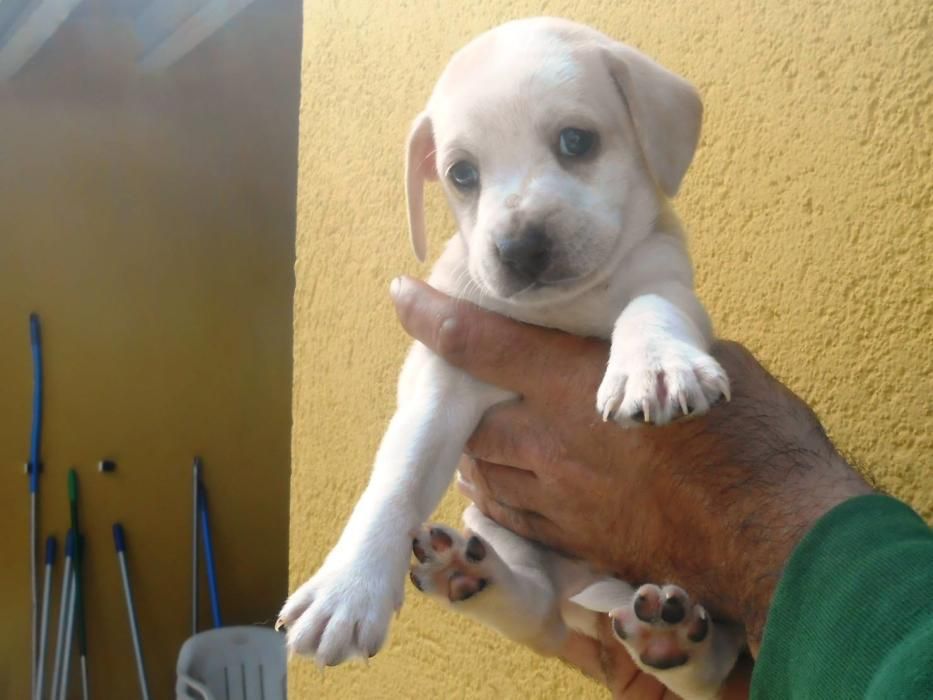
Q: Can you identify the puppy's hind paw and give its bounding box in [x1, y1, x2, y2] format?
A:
[410, 524, 492, 604]
[609, 584, 711, 670]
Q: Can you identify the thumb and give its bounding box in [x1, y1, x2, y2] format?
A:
[390, 276, 605, 398]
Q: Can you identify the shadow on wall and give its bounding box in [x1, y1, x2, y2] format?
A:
[0, 0, 300, 698]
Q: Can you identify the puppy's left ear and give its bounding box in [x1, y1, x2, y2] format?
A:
[405, 112, 438, 262]
[604, 44, 702, 197]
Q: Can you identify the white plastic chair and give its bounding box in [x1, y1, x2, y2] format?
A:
[175, 626, 286, 700]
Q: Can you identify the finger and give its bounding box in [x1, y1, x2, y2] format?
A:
[391, 276, 606, 399]
[720, 653, 754, 700]
[458, 478, 565, 548]
[592, 615, 643, 697]
[461, 458, 542, 511]
[711, 339, 783, 401]
[465, 401, 557, 469]
[457, 454, 480, 484]
[557, 631, 606, 684]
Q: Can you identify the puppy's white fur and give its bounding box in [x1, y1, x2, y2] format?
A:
[280, 17, 741, 699]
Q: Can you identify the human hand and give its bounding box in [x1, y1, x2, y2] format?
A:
[559, 616, 753, 699]
[390, 276, 872, 652]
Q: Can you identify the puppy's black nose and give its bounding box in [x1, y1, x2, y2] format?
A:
[496, 226, 551, 281]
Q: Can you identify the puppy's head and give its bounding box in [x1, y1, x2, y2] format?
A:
[406, 17, 702, 303]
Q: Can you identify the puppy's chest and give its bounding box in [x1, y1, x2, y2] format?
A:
[498, 294, 622, 339]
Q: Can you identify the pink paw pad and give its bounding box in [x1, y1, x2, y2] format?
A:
[410, 525, 490, 603]
[610, 583, 710, 670]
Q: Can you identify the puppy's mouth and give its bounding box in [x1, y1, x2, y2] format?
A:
[476, 239, 627, 305]
[481, 267, 591, 303]
[509, 273, 585, 297]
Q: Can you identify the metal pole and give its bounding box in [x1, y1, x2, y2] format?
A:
[113, 524, 150, 700]
[58, 575, 77, 700]
[80, 656, 89, 700]
[30, 492, 38, 697]
[36, 536, 56, 700]
[49, 531, 74, 700]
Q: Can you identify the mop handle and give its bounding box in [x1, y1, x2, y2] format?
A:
[36, 536, 56, 700]
[45, 535, 57, 566]
[198, 485, 222, 627]
[68, 471, 88, 656]
[50, 532, 74, 700]
[113, 524, 150, 700]
[67, 470, 77, 513]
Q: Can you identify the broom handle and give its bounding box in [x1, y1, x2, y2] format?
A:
[29, 313, 43, 700]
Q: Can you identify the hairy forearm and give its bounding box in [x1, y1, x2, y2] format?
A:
[661, 381, 872, 652]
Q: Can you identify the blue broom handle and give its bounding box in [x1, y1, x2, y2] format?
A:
[29, 313, 42, 492]
[198, 485, 222, 627]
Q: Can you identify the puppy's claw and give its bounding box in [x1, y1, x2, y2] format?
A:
[275, 617, 286, 632]
[598, 344, 728, 426]
[718, 377, 731, 402]
[601, 402, 615, 422]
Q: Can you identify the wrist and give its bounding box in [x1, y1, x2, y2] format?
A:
[730, 454, 872, 653]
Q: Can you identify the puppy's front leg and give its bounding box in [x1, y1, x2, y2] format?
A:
[279, 344, 511, 665]
[596, 280, 729, 425]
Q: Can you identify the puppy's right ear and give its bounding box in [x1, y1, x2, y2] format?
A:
[405, 112, 438, 262]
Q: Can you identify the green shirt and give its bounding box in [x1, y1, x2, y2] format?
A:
[752, 494, 933, 698]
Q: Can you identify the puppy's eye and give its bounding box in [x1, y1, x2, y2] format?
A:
[559, 128, 595, 157]
[447, 161, 479, 190]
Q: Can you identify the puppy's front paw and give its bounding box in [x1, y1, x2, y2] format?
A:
[409, 524, 492, 604]
[609, 584, 711, 671]
[276, 559, 403, 666]
[596, 341, 729, 425]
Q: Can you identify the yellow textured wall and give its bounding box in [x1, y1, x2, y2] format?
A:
[0, 2, 298, 697]
[291, 1, 931, 697]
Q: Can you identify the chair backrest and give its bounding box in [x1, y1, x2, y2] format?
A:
[175, 626, 286, 700]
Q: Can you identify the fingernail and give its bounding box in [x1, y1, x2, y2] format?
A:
[456, 474, 476, 498]
[389, 277, 403, 300]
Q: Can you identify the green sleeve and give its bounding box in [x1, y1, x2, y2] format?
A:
[751, 494, 933, 699]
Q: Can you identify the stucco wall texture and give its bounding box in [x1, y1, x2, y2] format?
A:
[291, 1, 931, 697]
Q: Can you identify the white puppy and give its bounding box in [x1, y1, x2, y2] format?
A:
[279, 17, 743, 699]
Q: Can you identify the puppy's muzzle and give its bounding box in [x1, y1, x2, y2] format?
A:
[495, 226, 552, 282]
